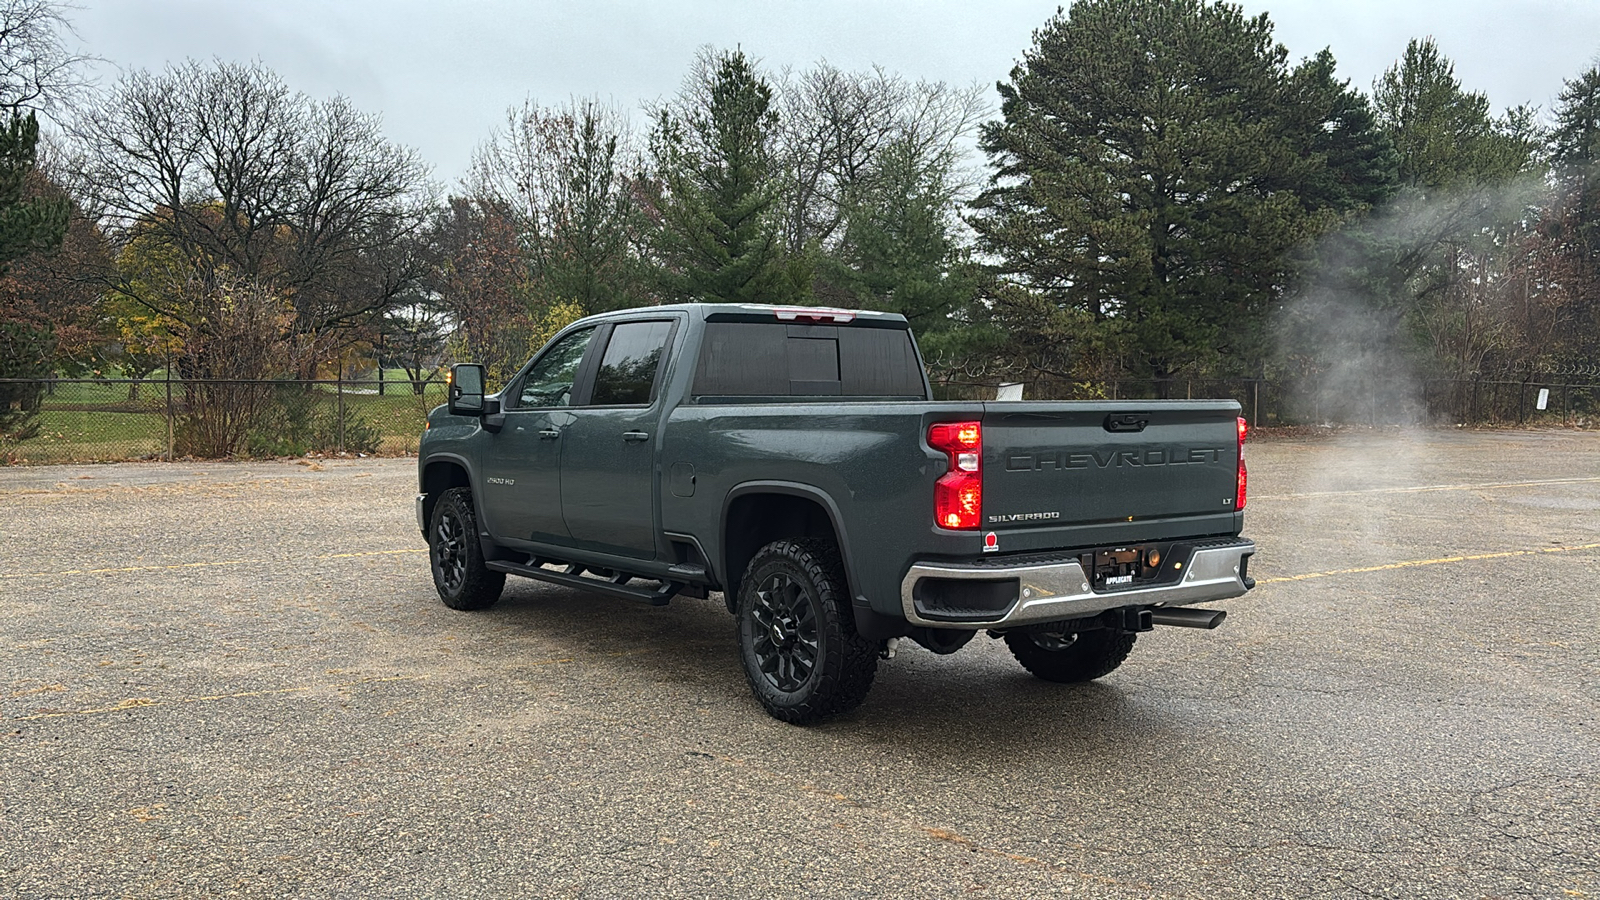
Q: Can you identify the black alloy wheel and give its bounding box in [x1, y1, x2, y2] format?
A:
[434, 503, 469, 594]
[428, 488, 505, 611]
[749, 570, 821, 693]
[735, 539, 878, 724]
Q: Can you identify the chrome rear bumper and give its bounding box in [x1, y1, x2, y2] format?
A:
[900, 538, 1255, 629]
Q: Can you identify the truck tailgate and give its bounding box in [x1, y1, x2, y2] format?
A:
[981, 401, 1241, 533]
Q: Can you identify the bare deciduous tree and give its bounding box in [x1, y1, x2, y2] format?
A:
[466, 96, 646, 313]
[774, 62, 987, 254]
[64, 59, 435, 374]
[0, 0, 91, 116]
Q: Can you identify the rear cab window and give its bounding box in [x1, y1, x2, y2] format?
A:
[692, 317, 927, 401]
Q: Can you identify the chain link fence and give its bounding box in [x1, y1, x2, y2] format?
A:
[1, 374, 447, 465]
[930, 375, 1600, 430]
[3, 373, 1595, 465]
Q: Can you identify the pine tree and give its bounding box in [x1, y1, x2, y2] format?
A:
[1368, 38, 1543, 381]
[0, 111, 65, 272]
[1372, 39, 1536, 191]
[651, 50, 801, 305]
[0, 110, 69, 450]
[1545, 65, 1600, 367]
[970, 0, 1396, 389]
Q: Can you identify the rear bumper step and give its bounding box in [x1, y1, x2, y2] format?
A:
[900, 538, 1254, 628]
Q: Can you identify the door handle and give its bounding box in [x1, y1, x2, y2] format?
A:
[538, 429, 561, 440]
[622, 431, 650, 443]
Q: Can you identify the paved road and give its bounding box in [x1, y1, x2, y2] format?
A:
[1, 431, 1596, 898]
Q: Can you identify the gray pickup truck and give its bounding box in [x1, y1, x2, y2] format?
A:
[418, 303, 1255, 723]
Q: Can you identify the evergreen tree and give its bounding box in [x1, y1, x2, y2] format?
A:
[0, 110, 69, 450]
[970, 0, 1395, 390]
[1544, 64, 1600, 367]
[1372, 39, 1537, 191]
[650, 49, 800, 304]
[1368, 38, 1543, 381]
[819, 135, 979, 341]
[0, 111, 64, 271]
[1552, 65, 1600, 167]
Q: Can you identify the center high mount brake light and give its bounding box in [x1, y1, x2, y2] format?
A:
[928, 421, 982, 530]
[772, 307, 856, 323]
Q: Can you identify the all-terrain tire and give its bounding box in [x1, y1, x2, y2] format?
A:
[736, 539, 878, 725]
[1003, 627, 1137, 683]
[428, 487, 506, 611]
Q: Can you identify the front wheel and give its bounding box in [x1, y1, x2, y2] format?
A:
[736, 539, 877, 724]
[1003, 627, 1136, 683]
[428, 488, 505, 611]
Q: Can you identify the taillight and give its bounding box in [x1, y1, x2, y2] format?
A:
[1236, 416, 1248, 511]
[929, 421, 982, 529]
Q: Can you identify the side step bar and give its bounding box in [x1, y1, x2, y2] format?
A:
[485, 560, 684, 607]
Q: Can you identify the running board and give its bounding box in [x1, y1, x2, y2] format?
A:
[485, 560, 682, 607]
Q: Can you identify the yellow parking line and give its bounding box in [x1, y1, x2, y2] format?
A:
[10, 674, 432, 722]
[1258, 542, 1600, 584]
[0, 548, 426, 580]
[1254, 476, 1600, 501]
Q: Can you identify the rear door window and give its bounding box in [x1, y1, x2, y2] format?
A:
[590, 320, 675, 406]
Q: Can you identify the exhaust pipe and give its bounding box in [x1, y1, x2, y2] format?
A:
[1149, 607, 1227, 629]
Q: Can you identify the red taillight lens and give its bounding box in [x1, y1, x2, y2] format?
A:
[1236, 416, 1248, 511]
[935, 477, 982, 529]
[930, 421, 982, 529]
[928, 422, 981, 452]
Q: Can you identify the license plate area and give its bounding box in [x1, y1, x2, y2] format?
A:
[1080, 543, 1181, 592]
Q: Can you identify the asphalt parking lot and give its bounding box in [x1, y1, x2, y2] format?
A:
[2, 429, 1597, 899]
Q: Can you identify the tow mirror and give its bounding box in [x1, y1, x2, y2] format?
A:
[448, 364, 486, 415]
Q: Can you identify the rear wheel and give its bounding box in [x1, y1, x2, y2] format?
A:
[1004, 627, 1136, 683]
[736, 539, 877, 724]
[428, 488, 505, 610]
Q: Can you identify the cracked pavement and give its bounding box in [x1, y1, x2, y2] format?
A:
[1, 429, 1597, 898]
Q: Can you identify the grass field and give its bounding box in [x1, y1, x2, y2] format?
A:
[4, 377, 448, 464]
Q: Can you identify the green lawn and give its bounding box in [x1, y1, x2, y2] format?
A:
[11, 409, 169, 464]
[5, 379, 449, 464]
[341, 383, 449, 453]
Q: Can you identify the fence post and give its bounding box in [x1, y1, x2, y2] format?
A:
[165, 351, 174, 462]
[1252, 380, 1260, 429]
[337, 362, 346, 454]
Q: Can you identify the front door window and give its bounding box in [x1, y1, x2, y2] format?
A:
[517, 328, 594, 408]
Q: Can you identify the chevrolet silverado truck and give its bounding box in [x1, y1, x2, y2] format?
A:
[417, 303, 1255, 724]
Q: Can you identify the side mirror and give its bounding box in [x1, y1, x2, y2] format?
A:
[448, 364, 486, 415]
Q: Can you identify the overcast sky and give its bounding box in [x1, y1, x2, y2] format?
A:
[67, 0, 1600, 186]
